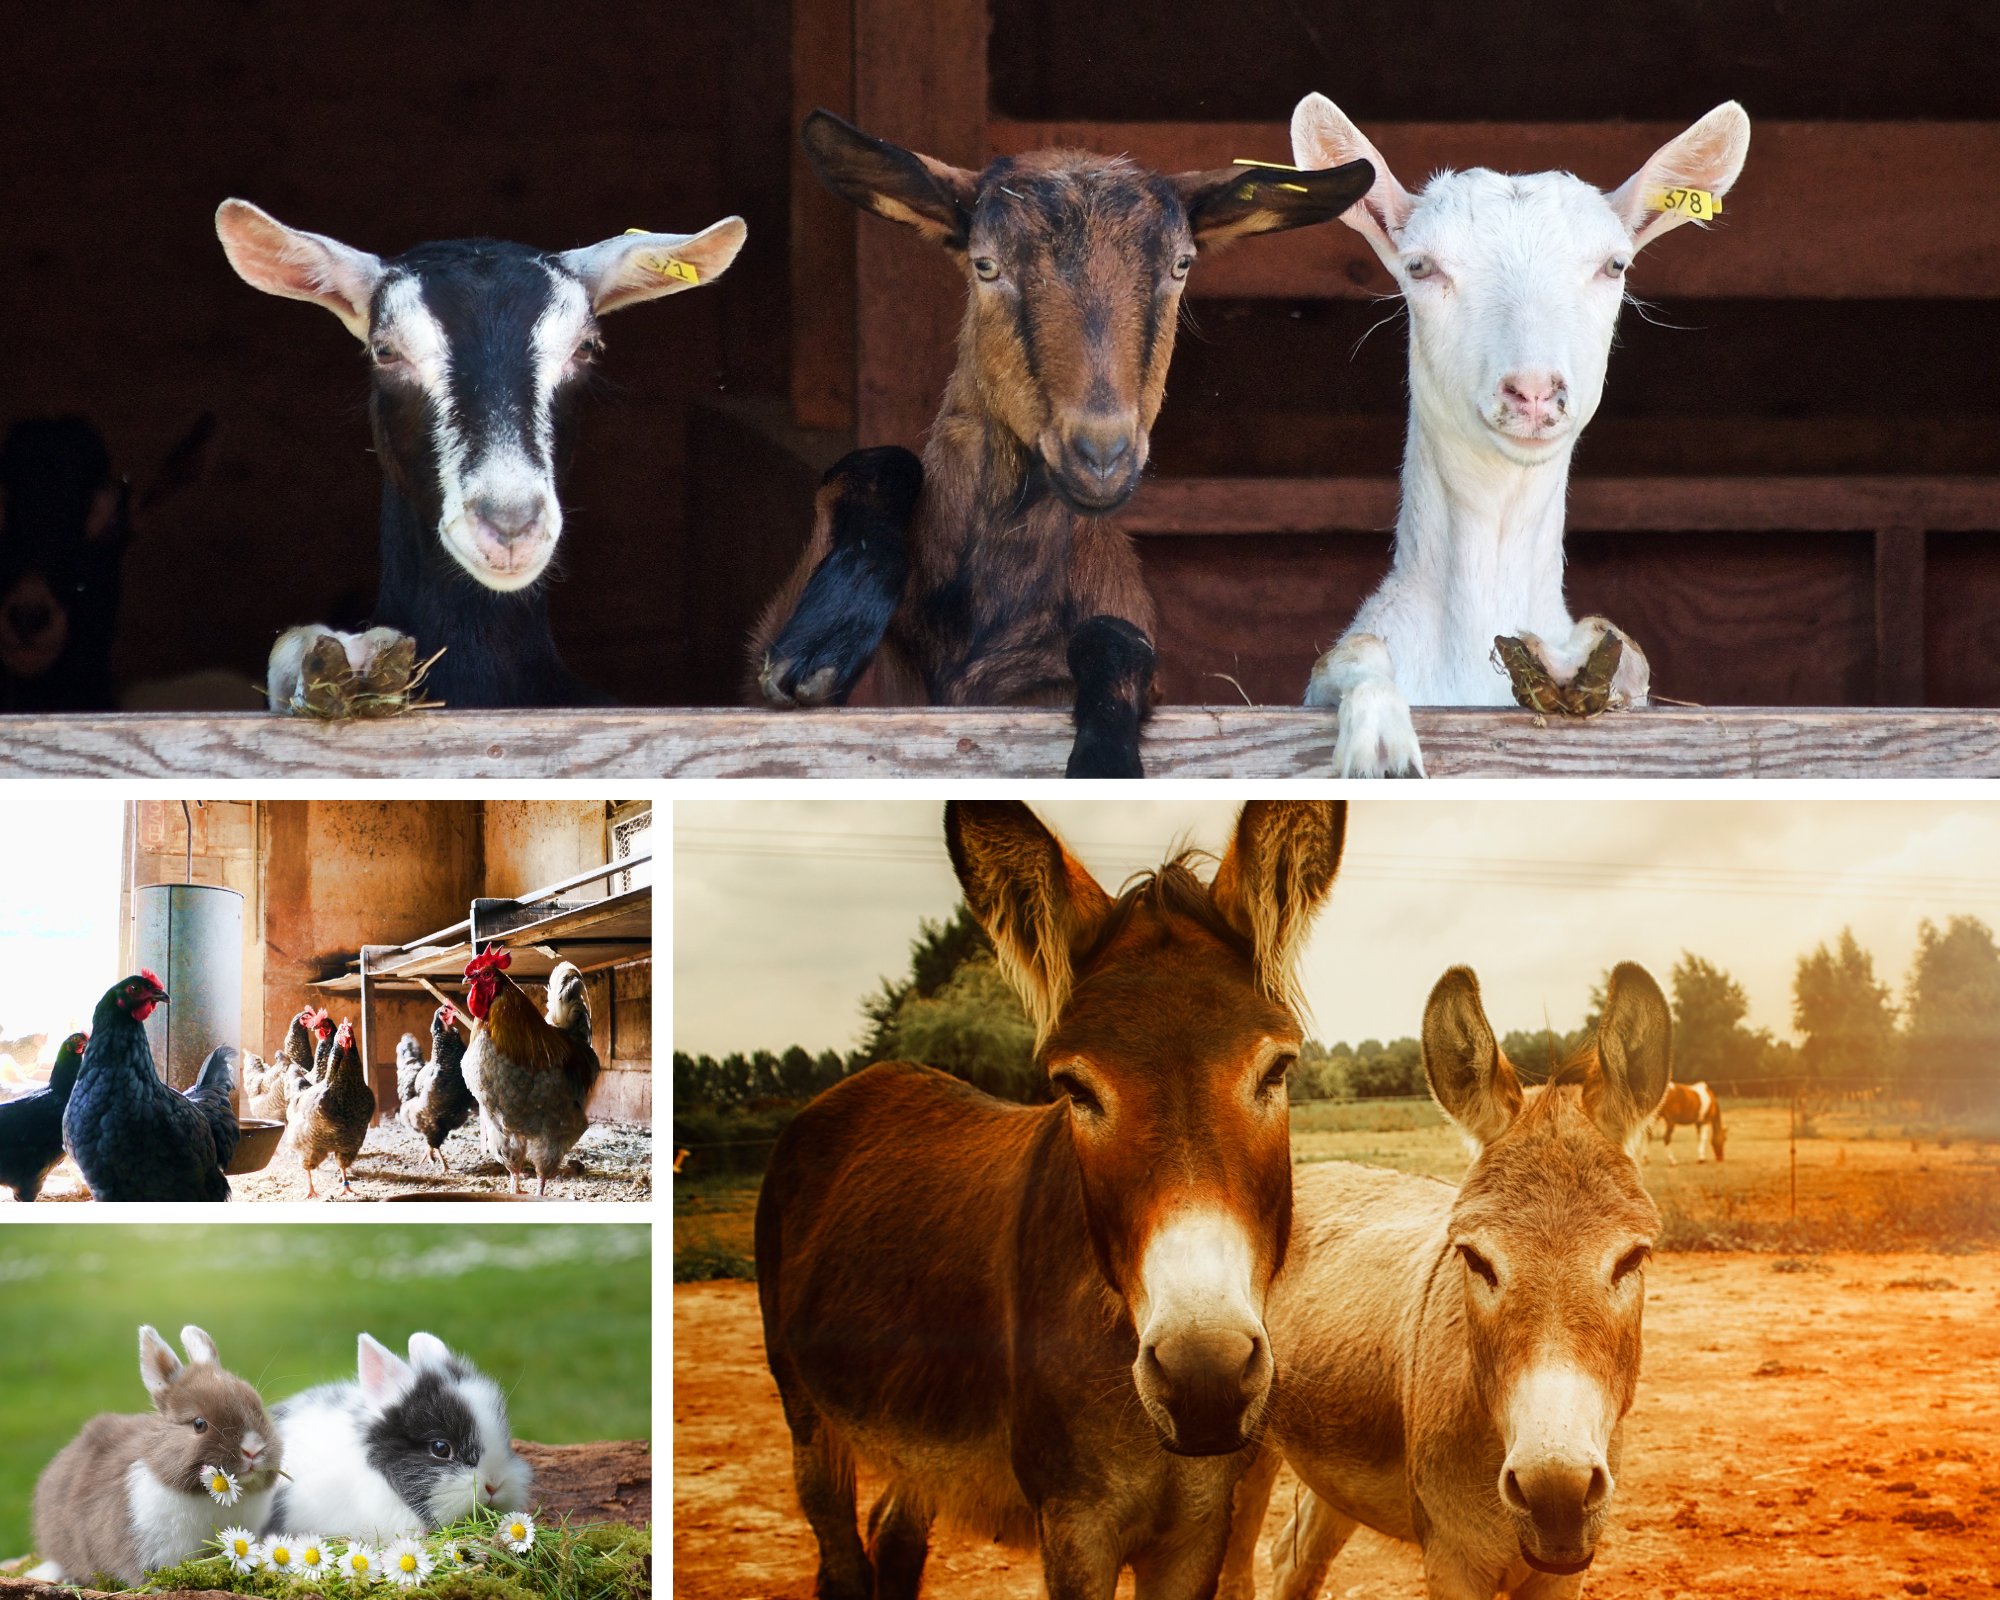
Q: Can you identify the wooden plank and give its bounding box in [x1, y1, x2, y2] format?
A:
[790, 0, 857, 429]
[853, 0, 987, 449]
[1121, 477, 2000, 534]
[1875, 526, 1928, 706]
[989, 121, 2000, 300]
[3, 706, 2000, 777]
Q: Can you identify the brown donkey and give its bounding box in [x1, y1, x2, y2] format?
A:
[758, 799, 1347, 1600]
[750, 114, 1374, 776]
[1220, 963, 1672, 1600]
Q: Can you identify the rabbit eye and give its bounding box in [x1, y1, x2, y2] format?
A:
[192, 1417, 208, 1433]
[429, 1439, 453, 1460]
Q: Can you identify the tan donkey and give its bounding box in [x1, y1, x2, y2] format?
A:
[1223, 963, 1672, 1600]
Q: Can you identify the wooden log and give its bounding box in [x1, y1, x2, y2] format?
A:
[1874, 526, 1927, 706]
[518, 1438, 652, 1526]
[1120, 476, 2000, 535]
[989, 121, 2000, 300]
[5, 706, 2000, 777]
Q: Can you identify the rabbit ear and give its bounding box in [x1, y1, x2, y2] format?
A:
[407, 1332, 453, 1369]
[357, 1331, 415, 1407]
[180, 1325, 220, 1366]
[139, 1325, 182, 1398]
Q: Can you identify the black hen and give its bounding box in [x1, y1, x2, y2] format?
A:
[396, 1003, 476, 1169]
[0, 1031, 86, 1200]
[63, 973, 230, 1202]
[185, 1046, 242, 1174]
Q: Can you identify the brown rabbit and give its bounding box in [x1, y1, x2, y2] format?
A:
[31, 1324, 283, 1585]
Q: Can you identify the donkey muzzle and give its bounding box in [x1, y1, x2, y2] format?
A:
[1137, 1326, 1272, 1455]
[1502, 1457, 1610, 1573]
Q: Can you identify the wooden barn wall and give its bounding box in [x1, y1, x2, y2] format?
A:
[259, 801, 481, 1076]
[586, 959, 653, 1124]
[0, 5, 794, 707]
[118, 800, 262, 1065]
[481, 801, 613, 903]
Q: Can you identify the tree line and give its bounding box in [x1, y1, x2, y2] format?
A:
[677, 906, 2000, 1119]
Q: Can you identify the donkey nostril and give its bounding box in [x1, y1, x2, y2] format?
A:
[1502, 1469, 1529, 1513]
[1584, 1466, 1609, 1510]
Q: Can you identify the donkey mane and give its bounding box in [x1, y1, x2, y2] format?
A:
[1073, 853, 1254, 986]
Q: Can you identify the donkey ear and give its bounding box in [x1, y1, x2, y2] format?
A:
[801, 109, 979, 250]
[1587, 962, 1674, 1150]
[215, 199, 384, 339]
[1175, 159, 1377, 249]
[1209, 801, 1346, 1008]
[558, 217, 747, 314]
[138, 1325, 183, 1399]
[1290, 93, 1416, 267]
[1421, 967, 1525, 1151]
[1608, 101, 1751, 252]
[945, 801, 1114, 1046]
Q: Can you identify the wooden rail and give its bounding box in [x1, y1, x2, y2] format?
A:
[4, 706, 2000, 777]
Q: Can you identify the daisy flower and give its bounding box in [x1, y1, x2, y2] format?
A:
[203, 1464, 242, 1505]
[381, 1537, 432, 1588]
[340, 1544, 381, 1585]
[496, 1513, 536, 1553]
[218, 1527, 262, 1574]
[293, 1535, 334, 1580]
[434, 1539, 468, 1569]
[263, 1534, 302, 1577]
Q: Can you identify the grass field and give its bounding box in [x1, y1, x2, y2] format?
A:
[676, 1093, 2000, 1278]
[0, 1223, 652, 1561]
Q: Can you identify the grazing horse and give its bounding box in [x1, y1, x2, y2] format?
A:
[751, 111, 1374, 776]
[1220, 963, 1672, 1600]
[1653, 1079, 1725, 1162]
[758, 799, 1347, 1600]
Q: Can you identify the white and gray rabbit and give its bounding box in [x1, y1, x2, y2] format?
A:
[264, 1330, 533, 1540]
[31, 1325, 283, 1585]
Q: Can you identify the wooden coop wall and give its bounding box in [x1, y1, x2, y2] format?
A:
[675, 0, 2000, 712]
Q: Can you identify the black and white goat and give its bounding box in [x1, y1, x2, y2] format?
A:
[217, 202, 746, 709]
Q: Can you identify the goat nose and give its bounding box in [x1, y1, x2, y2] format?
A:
[1499, 370, 1568, 419]
[1072, 430, 1132, 477]
[473, 497, 543, 546]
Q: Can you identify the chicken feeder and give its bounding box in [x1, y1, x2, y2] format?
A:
[133, 883, 242, 1091]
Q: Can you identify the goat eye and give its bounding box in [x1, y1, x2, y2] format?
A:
[1171, 253, 1194, 280]
[429, 1439, 453, 1460]
[192, 1417, 208, 1433]
[972, 256, 1001, 282]
[1457, 1244, 1499, 1289]
[577, 336, 604, 362]
[370, 342, 398, 365]
[1402, 256, 1436, 281]
[1603, 256, 1629, 279]
[1051, 1072, 1103, 1116]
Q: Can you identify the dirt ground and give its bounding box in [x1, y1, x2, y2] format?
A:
[9, 1114, 653, 1202]
[673, 1250, 2000, 1600]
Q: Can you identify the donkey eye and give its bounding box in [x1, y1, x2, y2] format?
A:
[1402, 255, 1437, 281]
[1259, 1055, 1296, 1097]
[1171, 253, 1194, 280]
[1051, 1072, 1103, 1116]
[1612, 1244, 1651, 1284]
[972, 256, 1001, 282]
[1457, 1243, 1499, 1289]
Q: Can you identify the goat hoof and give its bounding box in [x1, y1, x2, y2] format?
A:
[1066, 615, 1154, 779]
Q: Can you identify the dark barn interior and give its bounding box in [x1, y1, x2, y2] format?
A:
[3, 2, 1997, 711]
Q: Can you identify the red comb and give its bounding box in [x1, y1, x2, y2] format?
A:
[464, 947, 513, 977]
[139, 969, 162, 988]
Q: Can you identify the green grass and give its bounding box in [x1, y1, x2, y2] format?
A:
[673, 1172, 760, 1280]
[0, 1225, 651, 1561]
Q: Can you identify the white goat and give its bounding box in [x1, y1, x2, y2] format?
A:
[1294, 96, 1751, 776]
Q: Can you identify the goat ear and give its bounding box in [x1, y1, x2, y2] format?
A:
[1175, 159, 1377, 249]
[1290, 94, 1415, 266]
[1586, 962, 1674, 1151]
[1209, 801, 1346, 1009]
[1421, 967, 1525, 1152]
[1609, 101, 1751, 251]
[215, 199, 384, 339]
[945, 801, 1114, 1048]
[138, 1324, 182, 1399]
[801, 109, 979, 250]
[558, 217, 747, 315]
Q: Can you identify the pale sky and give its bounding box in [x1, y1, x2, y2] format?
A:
[0, 792, 127, 1058]
[672, 798, 2000, 1059]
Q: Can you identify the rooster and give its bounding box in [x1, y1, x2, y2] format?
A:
[0, 1030, 85, 1200]
[309, 1009, 338, 1082]
[63, 973, 231, 1202]
[291, 1018, 373, 1197]
[462, 950, 600, 1194]
[396, 1002, 476, 1170]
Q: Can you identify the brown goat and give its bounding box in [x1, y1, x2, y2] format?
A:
[751, 112, 1374, 776]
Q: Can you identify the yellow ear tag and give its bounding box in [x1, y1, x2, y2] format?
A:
[1652, 187, 1720, 221]
[623, 228, 651, 236]
[648, 256, 700, 284]
[1229, 157, 1308, 195]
